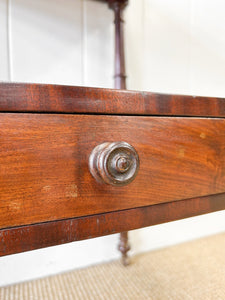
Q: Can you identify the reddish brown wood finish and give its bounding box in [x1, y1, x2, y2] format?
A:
[0, 82, 225, 257]
[1, 114, 225, 229]
[1, 192, 225, 257]
[0, 83, 225, 117]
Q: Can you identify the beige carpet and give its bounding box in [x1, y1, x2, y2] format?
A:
[1, 232, 225, 300]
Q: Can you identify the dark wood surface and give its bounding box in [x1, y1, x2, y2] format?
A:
[1, 192, 225, 257]
[0, 82, 225, 117]
[0, 0, 224, 259]
[1, 114, 225, 229]
[0, 82, 225, 257]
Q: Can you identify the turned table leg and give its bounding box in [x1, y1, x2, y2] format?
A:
[108, 0, 130, 265]
[118, 231, 130, 266]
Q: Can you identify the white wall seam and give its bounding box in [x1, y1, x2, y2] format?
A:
[142, 0, 146, 92]
[81, 0, 85, 86]
[7, 0, 12, 81]
[189, 0, 194, 95]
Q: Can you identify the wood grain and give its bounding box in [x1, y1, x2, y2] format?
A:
[1, 192, 225, 257]
[1, 113, 225, 229]
[0, 82, 224, 116]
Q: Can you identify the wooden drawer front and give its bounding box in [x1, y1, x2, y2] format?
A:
[0, 114, 225, 229]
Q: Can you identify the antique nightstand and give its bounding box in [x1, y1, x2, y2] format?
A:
[0, 0, 225, 266]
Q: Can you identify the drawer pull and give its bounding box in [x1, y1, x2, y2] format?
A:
[89, 142, 139, 186]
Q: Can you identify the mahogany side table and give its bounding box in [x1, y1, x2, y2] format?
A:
[0, 0, 225, 264]
[0, 82, 225, 258]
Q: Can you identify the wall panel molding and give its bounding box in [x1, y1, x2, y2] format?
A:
[10, 0, 83, 85]
[83, 0, 113, 88]
[0, 0, 10, 80]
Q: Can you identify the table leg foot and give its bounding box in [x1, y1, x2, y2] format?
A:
[118, 231, 130, 266]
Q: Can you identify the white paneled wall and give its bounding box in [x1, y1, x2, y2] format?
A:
[1, 0, 225, 287]
[83, 0, 113, 87]
[10, 0, 84, 85]
[189, 0, 225, 96]
[0, 0, 10, 80]
[142, 0, 191, 94]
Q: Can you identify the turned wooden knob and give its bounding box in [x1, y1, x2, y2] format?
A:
[89, 142, 139, 186]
